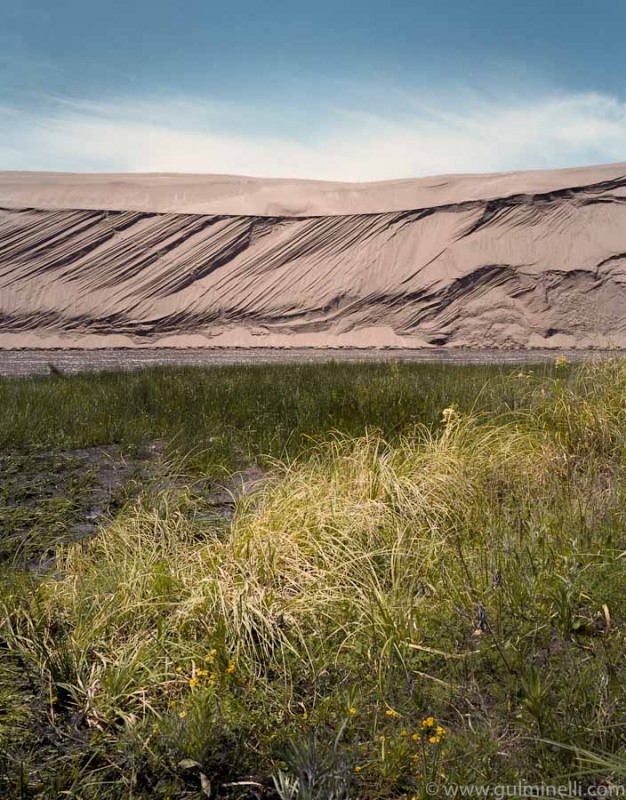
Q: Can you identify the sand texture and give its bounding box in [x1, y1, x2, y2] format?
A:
[1, 163, 625, 349]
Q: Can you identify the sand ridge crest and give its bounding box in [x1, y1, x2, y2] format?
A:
[1, 162, 626, 216]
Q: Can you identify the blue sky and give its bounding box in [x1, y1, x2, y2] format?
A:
[2, 0, 625, 179]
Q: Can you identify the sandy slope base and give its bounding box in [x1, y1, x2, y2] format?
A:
[0, 328, 622, 351]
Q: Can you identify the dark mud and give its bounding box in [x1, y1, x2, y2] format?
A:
[0, 441, 260, 568]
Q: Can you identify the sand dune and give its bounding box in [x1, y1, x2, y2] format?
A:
[1, 163, 626, 349]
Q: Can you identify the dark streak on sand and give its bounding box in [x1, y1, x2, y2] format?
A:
[0, 348, 618, 377]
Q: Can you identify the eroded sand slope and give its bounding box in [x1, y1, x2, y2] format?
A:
[1, 164, 625, 349]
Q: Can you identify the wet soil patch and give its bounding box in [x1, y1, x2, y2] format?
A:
[0, 444, 152, 566]
[0, 443, 263, 567]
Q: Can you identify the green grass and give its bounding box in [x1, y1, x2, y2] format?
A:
[0, 362, 544, 469]
[3, 358, 626, 798]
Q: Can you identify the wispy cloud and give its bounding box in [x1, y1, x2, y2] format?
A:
[1, 88, 626, 179]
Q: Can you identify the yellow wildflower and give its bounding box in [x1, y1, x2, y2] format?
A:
[302, 711, 309, 720]
[436, 725, 446, 736]
[178, 710, 187, 719]
[421, 716, 434, 728]
[400, 728, 408, 736]
[227, 661, 236, 674]
[175, 666, 183, 674]
[169, 699, 177, 708]
[411, 733, 421, 741]
[429, 735, 441, 744]
[354, 765, 363, 773]
[385, 708, 399, 718]
[189, 677, 199, 689]
[348, 706, 358, 715]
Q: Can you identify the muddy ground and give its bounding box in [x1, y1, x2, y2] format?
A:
[0, 442, 262, 567]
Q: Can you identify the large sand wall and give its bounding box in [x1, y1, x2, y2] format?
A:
[1, 164, 625, 349]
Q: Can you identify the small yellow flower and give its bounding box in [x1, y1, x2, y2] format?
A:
[421, 716, 434, 728]
[429, 735, 441, 744]
[196, 669, 209, 677]
[178, 710, 187, 719]
[400, 728, 408, 736]
[348, 706, 358, 715]
[169, 699, 177, 708]
[385, 708, 399, 718]
[50, 695, 58, 704]
[302, 711, 309, 720]
[354, 765, 363, 773]
[411, 733, 421, 741]
[436, 725, 445, 736]
[188, 677, 199, 689]
[175, 666, 183, 674]
[227, 661, 236, 674]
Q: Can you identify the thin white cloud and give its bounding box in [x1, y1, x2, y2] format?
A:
[1, 89, 625, 179]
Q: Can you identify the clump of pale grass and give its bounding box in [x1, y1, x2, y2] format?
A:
[529, 358, 626, 461]
[0, 405, 560, 726]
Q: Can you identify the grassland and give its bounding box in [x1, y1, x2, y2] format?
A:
[1, 359, 626, 798]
